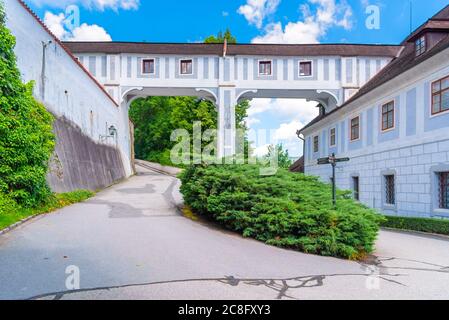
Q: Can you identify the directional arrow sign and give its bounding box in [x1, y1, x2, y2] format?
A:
[335, 157, 350, 163]
[317, 158, 330, 165]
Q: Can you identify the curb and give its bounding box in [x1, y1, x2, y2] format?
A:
[0, 212, 49, 236]
[381, 227, 449, 241]
[135, 160, 183, 177]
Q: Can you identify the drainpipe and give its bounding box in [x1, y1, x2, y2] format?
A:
[41, 40, 52, 101]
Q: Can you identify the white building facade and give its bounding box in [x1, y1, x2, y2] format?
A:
[65, 42, 398, 158]
[300, 6, 449, 218]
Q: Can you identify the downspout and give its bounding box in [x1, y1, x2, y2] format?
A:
[41, 40, 52, 101]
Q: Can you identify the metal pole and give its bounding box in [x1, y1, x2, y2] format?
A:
[332, 162, 336, 207]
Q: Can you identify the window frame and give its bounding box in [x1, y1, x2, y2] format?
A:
[299, 60, 313, 77]
[313, 135, 319, 153]
[179, 59, 193, 75]
[415, 35, 426, 57]
[438, 172, 449, 210]
[258, 60, 273, 76]
[352, 176, 360, 201]
[431, 75, 449, 116]
[349, 115, 360, 142]
[141, 58, 155, 75]
[384, 174, 396, 206]
[381, 100, 395, 132]
[329, 127, 336, 147]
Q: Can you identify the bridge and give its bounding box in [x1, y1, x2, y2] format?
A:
[64, 41, 401, 157]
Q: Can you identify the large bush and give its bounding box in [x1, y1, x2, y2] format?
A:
[179, 164, 384, 259]
[0, 4, 55, 207]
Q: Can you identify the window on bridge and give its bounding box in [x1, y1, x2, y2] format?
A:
[142, 59, 155, 74]
[258, 60, 272, 76]
[180, 59, 193, 75]
[299, 61, 312, 77]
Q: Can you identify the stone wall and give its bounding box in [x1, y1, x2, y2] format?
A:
[48, 116, 126, 193]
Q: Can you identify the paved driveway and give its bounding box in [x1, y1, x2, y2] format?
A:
[0, 164, 448, 300]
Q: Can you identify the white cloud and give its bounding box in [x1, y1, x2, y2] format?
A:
[253, 144, 270, 157]
[273, 120, 304, 141]
[252, 0, 353, 44]
[246, 99, 320, 157]
[44, 10, 112, 41]
[248, 98, 319, 121]
[69, 23, 112, 41]
[44, 11, 67, 39]
[238, 0, 281, 29]
[29, 0, 140, 11]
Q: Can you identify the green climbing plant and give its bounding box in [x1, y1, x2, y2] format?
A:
[0, 2, 55, 208]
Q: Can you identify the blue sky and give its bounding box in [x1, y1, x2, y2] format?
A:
[25, 0, 449, 157]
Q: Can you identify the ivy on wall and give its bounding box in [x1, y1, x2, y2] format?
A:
[0, 2, 55, 208]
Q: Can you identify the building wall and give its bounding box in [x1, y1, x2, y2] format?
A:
[303, 47, 449, 218]
[5, 0, 133, 191]
[76, 53, 391, 107]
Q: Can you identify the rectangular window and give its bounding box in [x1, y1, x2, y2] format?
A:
[313, 136, 319, 153]
[142, 59, 155, 74]
[381, 101, 395, 131]
[259, 60, 272, 75]
[180, 59, 193, 75]
[299, 61, 312, 76]
[438, 172, 449, 209]
[350, 116, 360, 141]
[385, 175, 395, 205]
[353, 177, 360, 201]
[431, 75, 449, 115]
[329, 128, 336, 146]
[415, 36, 426, 56]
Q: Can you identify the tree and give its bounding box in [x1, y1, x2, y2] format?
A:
[265, 144, 292, 169]
[130, 29, 250, 166]
[204, 28, 237, 44]
[0, 3, 55, 207]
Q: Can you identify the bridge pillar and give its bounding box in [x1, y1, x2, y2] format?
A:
[217, 87, 237, 158]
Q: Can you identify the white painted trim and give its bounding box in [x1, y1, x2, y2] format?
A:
[349, 114, 361, 142]
[379, 99, 396, 133]
[141, 58, 156, 75]
[179, 58, 194, 76]
[257, 59, 273, 76]
[429, 73, 449, 118]
[298, 59, 313, 78]
[329, 127, 337, 147]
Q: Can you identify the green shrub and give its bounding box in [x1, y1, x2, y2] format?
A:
[0, 192, 19, 216]
[179, 164, 384, 260]
[381, 215, 449, 236]
[0, 6, 55, 207]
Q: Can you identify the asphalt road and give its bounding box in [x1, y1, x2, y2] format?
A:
[0, 164, 448, 300]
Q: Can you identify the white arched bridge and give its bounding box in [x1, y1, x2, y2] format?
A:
[64, 41, 401, 157]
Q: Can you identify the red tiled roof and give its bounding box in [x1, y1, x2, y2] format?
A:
[63, 41, 401, 58]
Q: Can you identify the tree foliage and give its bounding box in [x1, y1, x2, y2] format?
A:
[129, 96, 249, 165]
[0, 5, 55, 207]
[204, 29, 237, 44]
[264, 143, 292, 169]
[179, 164, 384, 260]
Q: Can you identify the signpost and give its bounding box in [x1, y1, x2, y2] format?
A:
[317, 153, 350, 207]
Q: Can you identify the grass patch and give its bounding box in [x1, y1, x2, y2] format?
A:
[381, 215, 449, 236]
[179, 164, 384, 260]
[0, 190, 94, 231]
